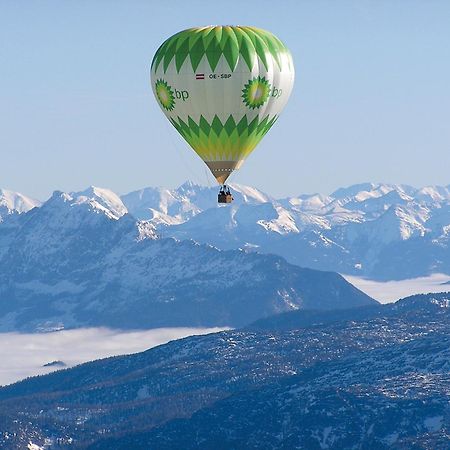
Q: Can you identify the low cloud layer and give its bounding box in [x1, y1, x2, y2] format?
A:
[3, 275, 448, 386]
[0, 327, 227, 386]
[344, 273, 450, 303]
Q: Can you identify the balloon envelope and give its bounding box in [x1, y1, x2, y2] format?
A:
[151, 25, 295, 184]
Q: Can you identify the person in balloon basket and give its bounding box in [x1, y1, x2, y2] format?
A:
[218, 185, 233, 204]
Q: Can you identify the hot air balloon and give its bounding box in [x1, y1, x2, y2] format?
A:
[150, 25, 294, 203]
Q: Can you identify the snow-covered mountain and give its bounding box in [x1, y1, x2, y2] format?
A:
[0, 189, 40, 220]
[0, 186, 373, 332]
[121, 182, 450, 280]
[0, 189, 42, 263]
[70, 186, 128, 220]
[121, 181, 271, 226]
[2, 181, 449, 285]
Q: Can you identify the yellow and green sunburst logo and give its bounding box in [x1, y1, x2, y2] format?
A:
[155, 79, 175, 111]
[242, 76, 271, 109]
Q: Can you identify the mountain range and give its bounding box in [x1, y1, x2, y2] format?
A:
[122, 181, 450, 281]
[1, 184, 449, 449]
[0, 292, 448, 449]
[0, 187, 373, 332]
[3, 181, 449, 281]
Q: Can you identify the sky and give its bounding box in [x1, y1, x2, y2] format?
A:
[1, 0, 449, 200]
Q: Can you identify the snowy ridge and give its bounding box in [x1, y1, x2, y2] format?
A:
[121, 181, 271, 225]
[71, 186, 128, 220]
[0, 189, 40, 219]
[119, 181, 450, 280]
[0, 186, 373, 332]
[2, 182, 450, 280]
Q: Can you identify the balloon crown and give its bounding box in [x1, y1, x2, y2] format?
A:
[151, 26, 293, 74]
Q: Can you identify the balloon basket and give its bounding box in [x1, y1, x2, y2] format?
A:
[218, 186, 233, 204]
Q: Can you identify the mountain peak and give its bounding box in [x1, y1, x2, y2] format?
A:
[49, 190, 71, 201]
[331, 182, 381, 199]
[177, 180, 200, 190]
[0, 188, 41, 216]
[416, 185, 450, 203]
[70, 186, 128, 220]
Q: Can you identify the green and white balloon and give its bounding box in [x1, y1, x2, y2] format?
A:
[151, 25, 295, 184]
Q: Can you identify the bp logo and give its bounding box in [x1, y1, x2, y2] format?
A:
[155, 79, 175, 111]
[242, 76, 271, 109]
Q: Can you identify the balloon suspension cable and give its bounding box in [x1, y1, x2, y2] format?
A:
[162, 118, 202, 185]
[226, 170, 236, 187]
[204, 166, 212, 188]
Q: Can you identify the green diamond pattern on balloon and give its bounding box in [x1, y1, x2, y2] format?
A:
[155, 79, 175, 111]
[242, 76, 271, 109]
[170, 114, 278, 161]
[151, 26, 293, 74]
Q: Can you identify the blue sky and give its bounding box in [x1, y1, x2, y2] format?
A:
[1, 0, 449, 199]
